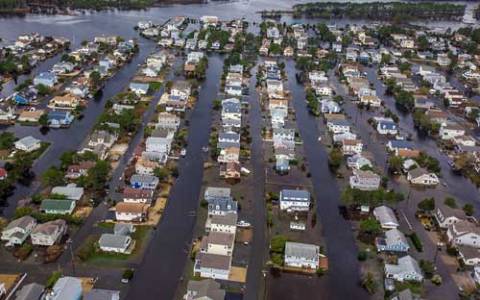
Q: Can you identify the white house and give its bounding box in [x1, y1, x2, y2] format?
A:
[1, 216, 37, 246]
[434, 207, 463, 229]
[200, 232, 235, 256]
[447, 220, 480, 248]
[206, 213, 237, 234]
[373, 206, 399, 229]
[349, 170, 380, 191]
[194, 252, 231, 280]
[31, 219, 67, 246]
[284, 242, 319, 269]
[440, 123, 465, 140]
[377, 120, 398, 135]
[279, 189, 310, 212]
[407, 168, 439, 186]
[98, 233, 132, 253]
[342, 139, 363, 156]
[385, 255, 423, 282]
[15, 136, 41, 152]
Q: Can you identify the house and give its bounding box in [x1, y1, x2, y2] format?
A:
[17, 110, 42, 123]
[157, 112, 180, 130]
[171, 81, 192, 100]
[326, 119, 351, 134]
[386, 140, 414, 153]
[373, 206, 399, 229]
[129, 82, 149, 96]
[208, 198, 238, 216]
[206, 213, 237, 234]
[219, 162, 241, 179]
[31, 219, 67, 246]
[84, 289, 120, 300]
[377, 120, 398, 135]
[200, 232, 235, 256]
[360, 95, 381, 107]
[1, 216, 36, 246]
[51, 183, 84, 201]
[221, 98, 241, 120]
[218, 132, 240, 149]
[376, 228, 410, 253]
[457, 245, 480, 266]
[87, 130, 117, 149]
[184, 279, 226, 300]
[407, 168, 439, 186]
[320, 100, 340, 114]
[130, 174, 159, 190]
[218, 146, 240, 164]
[115, 202, 149, 222]
[342, 139, 363, 155]
[99, 233, 132, 253]
[279, 189, 310, 212]
[135, 157, 160, 175]
[194, 252, 231, 280]
[447, 220, 480, 248]
[273, 128, 295, 145]
[48, 95, 80, 110]
[45, 276, 82, 300]
[15, 136, 41, 152]
[123, 187, 154, 204]
[385, 255, 423, 282]
[14, 283, 45, 300]
[440, 123, 465, 140]
[434, 207, 463, 229]
[349, 170, 381, 191]
[146, 136, 172, 155]
[65, 161, 95, 179]
[40, 199, 76, 215]
[284, 242, 319, 269]
[33, 72, 57, 87]
[204, 187, 231, 202]
[347, 154, 372, 170]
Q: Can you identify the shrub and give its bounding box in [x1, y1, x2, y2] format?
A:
[409, 232, 423, 252]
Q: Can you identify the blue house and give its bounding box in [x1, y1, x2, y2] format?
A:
[130, 174, 159, 190]
[386, 140, 415, 152]
[48, 111, 75, 128]
[15, 94, 30, 105]
[376, 228, 410, 253]
[376, 120, 398, 135]
[33, 72, 57, 88]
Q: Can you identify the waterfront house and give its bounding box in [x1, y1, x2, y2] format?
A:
[218, 146, 240, 164]
[204, 187, 231, 202]
[221, 98, 241, 120]
[457, 245, 480, 266]
[46, 277, 82, 300]
[207, 198, 238, 216]
[194, 252, 231, 280]
[347, 154, 372, 170]
[200, 232, 235, 256]
[1, 216, 36, 246]
[320, 100, 340, 114]
[99, 234, 132, 254]
[135, 157, 160, 175]
[373, 206, 399, 229]
[31, 219, 67, 246]
[206, 213, 237, 234]
[440, 123, 465, 140]
[115, 202, 148, 222]
[48, 94, 80, 110]
[447, 220, 480, 248]
[219, 162, 241, 179]
[146, 135, 172, 155]
[52, 62, 75, 75]
[349, 169, 380, 191]
[184, 279, 225, 300]
[342, 139, 363, 156]
[326, 119, 351, 134]
[15, 136, 41, 152]
[386, 140, 415, 153]
[218, 131, 240, 149]
[47, 111, 75, 128]
[129, 82, 149, 96]
[407, 168, 439, 186]
[18, 110, 43, 123]
[376, 228, 410, 253]
[0, 107, 16, 123]
[284, 242, 320, 269]
[40, 199, 76, 215]
[333, 131, 357, 143]
[171, 81, 192, 100]
[279, 189, 310, 212]
[273, 128, 295, 145]
[157, 112, 180, 130]
[51, 183, 84, 201]
[377, 120, 398, 135]
[84, 289, 120, 300]
[33, 72, 57, 88]
[87, 130, 117, 150]
[385, 255, 423, 282]
[123, 187, 154, 204]
[130, 174, 159, 190]
[434, 207, 463, 229]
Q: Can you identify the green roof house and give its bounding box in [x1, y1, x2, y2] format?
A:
[40, 199, 76, 215]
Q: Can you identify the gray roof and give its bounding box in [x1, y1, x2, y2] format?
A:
[84, 289, 120, 300]
[385, 228, 408, 246]
[385, 255, 422, 278]
[15, 283, 45, 300]
[210, 213, 238, 226]
[99, 233, 130, 249]
[16, 136, 40, 148]
[208, 198, 237, 213]
[373, 206, 399, 227]
[5, 215, 36, 231]
[130, 174, 159, 185]
[114, 223, 135, 236]
[280, 189, 310, 202]
[205, 187, 231, 201]
[186, 279, 225, 300]
[285, 242, 319, 260]
[195, 252, 231, 270]
[51, 277, 82, 300]
[51, 184, 84, 201]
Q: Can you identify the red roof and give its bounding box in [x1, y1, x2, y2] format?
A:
[0, 168, 6, 178]
[123, 187, 153, 199]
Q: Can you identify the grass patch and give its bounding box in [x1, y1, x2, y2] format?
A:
[149, 82, 162, 91]
[395, 281, 423, 295]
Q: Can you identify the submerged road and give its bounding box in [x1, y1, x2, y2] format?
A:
[126, 54, 223, 300]
[266, 60, 369, 299]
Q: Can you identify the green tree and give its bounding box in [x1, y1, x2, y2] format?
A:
[41, 166, 65, 187]
[270, 235, 287, 253]
[418, 197, 435, 212]
[359, 218, 382, 236]
[444, 197, 457, 209]
[463, 204, 474, 216]
[0, 132, 15, 150]
[388, 155, 403, 174]
[328, 148, 343, 171]
[89, 71, 102, 90]
[85, 160, 111, 192]
[153, 167, 169, 181]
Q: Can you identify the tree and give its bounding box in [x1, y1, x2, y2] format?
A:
[463, 204, 474, 216]
[89, 71, 102, 91]
[59, 151, 76, 170]
[270, 235, 287, 253]
[359, 218, 382, 236]
[388, 155, 403, 174]
[328, 148, 343, 171]
[444, 197, 457, 209]
[85, 161, 110, 192]
[41, 166, 65, 187]
[36, 84, 51, 96]
[153, 167, 169, 181]
[39, 114, 49, 127]
[361, 272, 377, 294]
[420, 259, 435, 279]
[0, 132, 15, 150]
[417, 197, 435, 212]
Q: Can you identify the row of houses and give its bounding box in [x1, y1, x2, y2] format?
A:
[1, 216, 67, 247]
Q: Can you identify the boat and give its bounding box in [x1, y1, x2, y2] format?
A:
[237, 220, 251, 228]
[202, 146, 209, 152]
[180, 148, 187, 157]
[318, 136, 322, 142]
